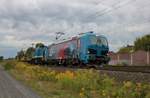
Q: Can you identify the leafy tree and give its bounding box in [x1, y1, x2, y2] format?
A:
[0, 56, 4, 61]
[35, 43, 45, 48]
[134, 34, 150, 51]
[16, 50, 25, 60]
[25, 47, 35, 59]
[118, 45, 134, 53]
[118, 34, 150, 53]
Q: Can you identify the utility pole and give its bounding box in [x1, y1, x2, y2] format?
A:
[130, 47, 134, 65]
[147, 46, 150, 65]
[117, 54, 120, 64]
[130, 53, 133, 65]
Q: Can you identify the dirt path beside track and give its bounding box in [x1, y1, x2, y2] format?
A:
[0, 65, 41, 98]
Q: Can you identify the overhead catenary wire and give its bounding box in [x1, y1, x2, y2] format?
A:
[94, 0, 122, 15]
[88, 0, 137, 20]
[85, 0, 140, 33]
[86, 0, 123, 19]
[51, 0, 122, 23]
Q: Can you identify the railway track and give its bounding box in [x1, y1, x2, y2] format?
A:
[47, 65, 150, 73]
[96, 66, 150, 73]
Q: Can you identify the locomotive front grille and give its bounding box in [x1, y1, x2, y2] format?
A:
[101, 50, 107, 55]
[88, 49, 97, 54]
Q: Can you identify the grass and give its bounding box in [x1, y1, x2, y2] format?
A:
[1, 60, 150, 98]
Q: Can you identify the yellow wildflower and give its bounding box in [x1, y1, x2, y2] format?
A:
[107, 96, 111, 98]
[81, 87, 85, 91]
[137, 83, 142, 88]
[65, 70, 74, 79]
[102, 90, 106, 96]
[79, 92, 84, 97]
[123, 81, 132, 88]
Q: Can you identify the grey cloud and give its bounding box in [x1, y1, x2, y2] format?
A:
[0, 0, 150, 58]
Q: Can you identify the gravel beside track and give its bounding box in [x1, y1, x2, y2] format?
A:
[99, 70, 150, 83]
[0, 65, 41, 98]
[97, 66, 150, 73]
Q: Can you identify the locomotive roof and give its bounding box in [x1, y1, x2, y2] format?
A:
[48, 36, 79, 47]
[48, 32, 105, 47]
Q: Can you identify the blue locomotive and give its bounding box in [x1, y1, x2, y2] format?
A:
[33, 31, 110, 65]
[32, 45, 49, 64]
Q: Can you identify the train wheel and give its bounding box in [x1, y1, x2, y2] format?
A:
[62, 59, 67, 67]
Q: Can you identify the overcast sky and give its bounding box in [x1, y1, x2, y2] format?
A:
[0, 0, 150, 58]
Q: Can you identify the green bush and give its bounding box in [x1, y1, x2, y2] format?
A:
[4, 61, 15, 70]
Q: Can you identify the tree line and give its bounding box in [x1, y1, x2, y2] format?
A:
[118, 34, 150, 53]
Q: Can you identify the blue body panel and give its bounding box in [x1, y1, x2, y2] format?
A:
[34, 46, 49, 60]
[79, 32, 93, 63]
[78, 32, 109, 64]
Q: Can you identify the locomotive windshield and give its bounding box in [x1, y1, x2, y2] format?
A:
[90, 36, 108, 46]
[90, 36, 97, 44]
[97, 37, 108, 46]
